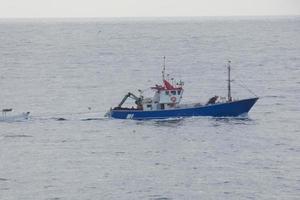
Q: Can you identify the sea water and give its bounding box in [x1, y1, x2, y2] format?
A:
[0, 16, 299, 199]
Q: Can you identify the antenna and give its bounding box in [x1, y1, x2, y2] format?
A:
[227, 60, 232, 102]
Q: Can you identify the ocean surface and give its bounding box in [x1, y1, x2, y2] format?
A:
[0, 16, 299, 199]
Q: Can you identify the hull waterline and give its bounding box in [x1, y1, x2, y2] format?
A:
[109, 97, 258, 120]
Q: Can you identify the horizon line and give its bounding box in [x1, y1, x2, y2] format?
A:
[0, 14, 299, 20]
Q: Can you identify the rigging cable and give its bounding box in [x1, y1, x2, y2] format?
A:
[232, 79, 258, 97]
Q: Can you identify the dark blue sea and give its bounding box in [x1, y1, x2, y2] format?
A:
[0, 16, 299, 199]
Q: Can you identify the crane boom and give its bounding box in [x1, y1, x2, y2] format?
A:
[117, 92, 142, 108]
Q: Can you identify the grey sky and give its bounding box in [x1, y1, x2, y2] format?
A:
[0, 0, 299, 18]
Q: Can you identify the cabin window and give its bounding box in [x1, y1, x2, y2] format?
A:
[160, 104, 165, 110]
[177, 90, 181, 95]
[147, 105, 152, 108]
[171, 91, 176, 95]
[165, 91, 169, 95]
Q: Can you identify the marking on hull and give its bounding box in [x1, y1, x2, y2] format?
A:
[126, 114, 134, 119]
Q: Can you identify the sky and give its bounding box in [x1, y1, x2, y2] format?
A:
[0, 0, 299, 18]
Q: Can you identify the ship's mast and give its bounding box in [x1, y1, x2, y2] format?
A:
[162, 56, 166, 81]
[227, 60, 232, 102]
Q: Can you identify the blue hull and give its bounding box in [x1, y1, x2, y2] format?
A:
[110, 97, 258, 120]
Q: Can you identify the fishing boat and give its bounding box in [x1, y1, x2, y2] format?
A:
[0, 108, 30, 122]
[106, 59, 258, 120]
